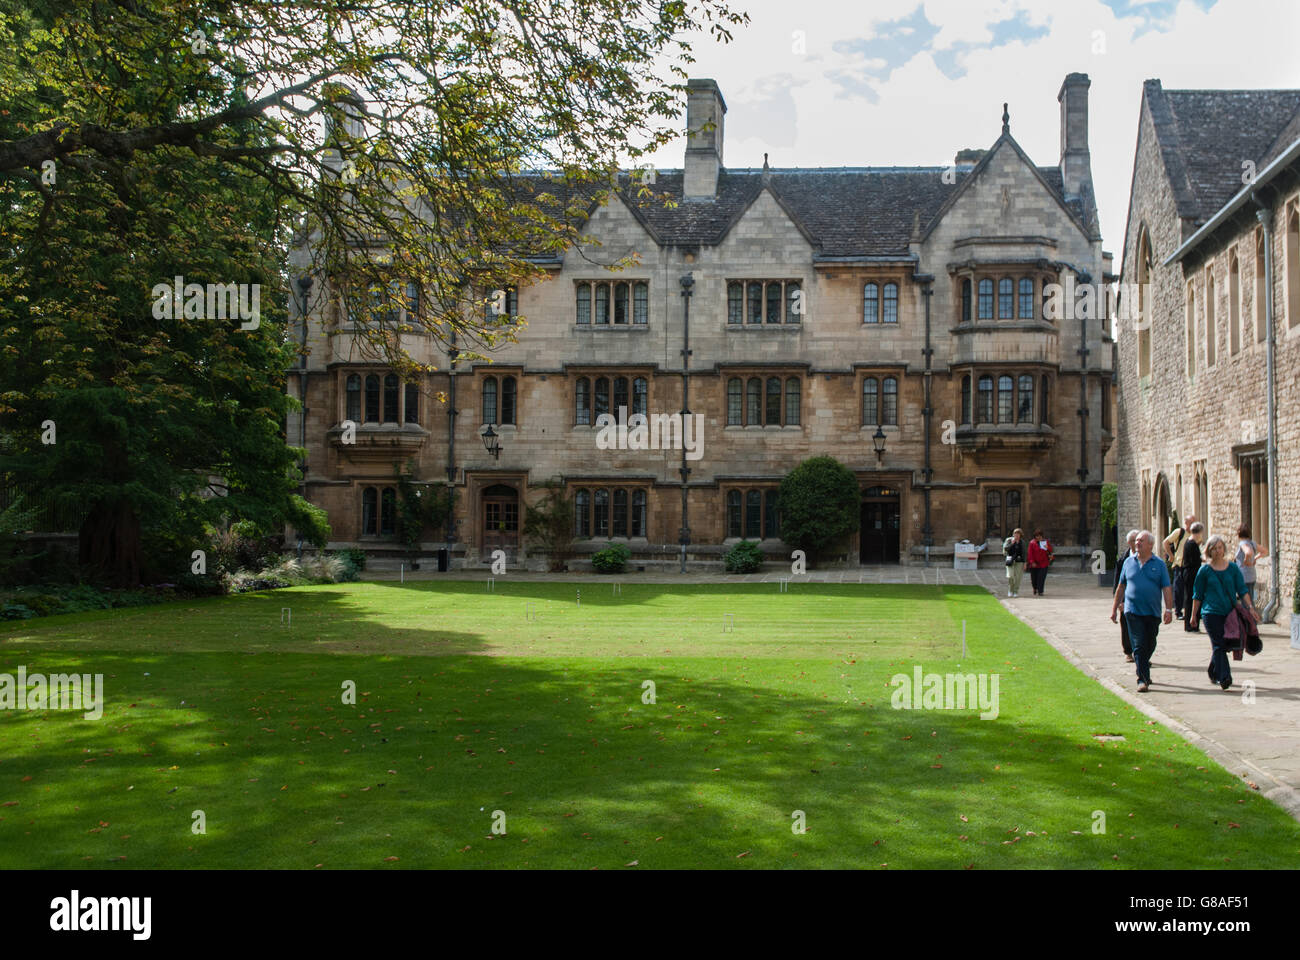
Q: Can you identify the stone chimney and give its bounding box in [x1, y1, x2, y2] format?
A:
[1058, 73, 1092, 200]
[684, 79, 726, 200]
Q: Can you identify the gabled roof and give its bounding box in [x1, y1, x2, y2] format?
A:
[613, 157, 1085, 257]
[1142, 80, 1300, 226]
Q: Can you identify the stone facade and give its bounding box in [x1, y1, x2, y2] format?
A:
[1116, 80, 1300, 624]
[290, 75, 1114, 570]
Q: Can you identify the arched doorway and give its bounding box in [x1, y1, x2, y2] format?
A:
[1153, 474, 1171, 544]
[860, 485, 901, 564]
[481, 483, 519, 553]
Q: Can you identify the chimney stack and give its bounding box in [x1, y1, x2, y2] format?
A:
[1058, 73, 1092, 200]
[684, 79, 726, 200]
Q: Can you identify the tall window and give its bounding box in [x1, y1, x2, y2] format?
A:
[1040, 375, 1050, 425]
[764, 491, 780, 539]
[613, 376, 629, 419]
[747, 283, 762, 325]
[746, 378, 761, 424]
[727, 491, 742, 537]
[576, 283, 591, 324]
[961, 375, 971, 425]
[998, 278, 1013, 319]
[766, 283, 782, 323]
[765, 377, 781, 425]
[977, 375, 994, 423]
[786, 282, 802, 323]
[575, 377, 590, 425]
[1205, 267, 1217, 366]
[404, 281, 421, 320]
[1005, 490, 1022, 534]
[862, 377, 878, 425]
[482, 377, 498, 424]
[986, 490, 1002, 539]
[595, 284, 609, 324]
[362, 487, 378, 535]
[1255, 228, 1267, 343]
[864, 283, 879, 324]
[613, 283, 629, 325]
[728, 282, 743, 324]
[613, 489, 628, 537]
[961, 278, 972, 323]
[1287, 205, 1300, 328]
[574, 490, 590, 536]
[727, 378, 742, 425]
[1137, 227, 1152, 377]
[594, 377, 609, 419]
[365, 374, 380, 423]
[632, 490, 646, 536]
[380, 488, 396, 536]
[1101, 380, 1111, 431]
[1018, 278, 1034, 319]
[746, 490, 762, 537]
[593, 488, 609, 537]
[484, 286, 517, 322]
[785, 378, 801, 425]
[882, 283, 898, 323]
[1229, 252, 1241, 355]
[882, 377, 898, 425]
[500, 376, 516, 425]
[978, 279, 994, 320]
[346, 374, 361, 422]
[1186, 284, 1197, 375]
[632, 377, 648, 417]
[404, 383, 419, 424]
[1017, 375, 1033, 423]
[633, 282, 648, 324]
[997, 375, 1013, 423]
[383, 375, 399, 423]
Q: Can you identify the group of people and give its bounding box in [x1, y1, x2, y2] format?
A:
[1108, 514, 1264, 693]
[1001, 528, 1055, 598]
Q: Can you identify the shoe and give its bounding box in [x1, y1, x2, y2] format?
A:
[1137, 682, 1150, 692]
[1220, 678, 1232, 691]
[1125, 654, 1134, 663]
[1207, 665, 1216, 684]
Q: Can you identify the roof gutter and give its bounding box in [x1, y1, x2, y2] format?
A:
[1163, 136, 1300, 266]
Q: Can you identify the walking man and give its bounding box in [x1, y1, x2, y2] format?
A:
[1163, 514, 1195, 619]
[1110, 530, 1175, 693]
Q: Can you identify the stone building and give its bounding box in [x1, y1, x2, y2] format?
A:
[289, 74, 1115, 570]
[1116, 79, 1300, 622]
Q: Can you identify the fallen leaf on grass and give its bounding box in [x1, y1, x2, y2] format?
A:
[736, 851, 750, 858]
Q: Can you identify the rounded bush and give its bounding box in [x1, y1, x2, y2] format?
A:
[724, 540, 765, 574]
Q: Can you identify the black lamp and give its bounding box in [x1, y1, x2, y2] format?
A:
[873, 425, 887, 462]
[481, 424, 501, 460]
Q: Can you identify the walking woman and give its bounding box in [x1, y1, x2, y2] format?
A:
[1181, 522, 1204, 632]
[1189, 534, 1256, 691]
[1003, 528, 1026, 598]
[1026, 529, 1054, 596]
[1235, 524, 1266, 606]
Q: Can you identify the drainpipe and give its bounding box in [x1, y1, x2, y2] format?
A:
[446, 332, 459, 551]
[678, 272, 694, 575]
[1254, 201, 1280, 622]
[918, 276, 935, 567]
[1076, 269, 1092, 571]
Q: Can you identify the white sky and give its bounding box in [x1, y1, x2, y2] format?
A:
[642, 0, 1300, 255]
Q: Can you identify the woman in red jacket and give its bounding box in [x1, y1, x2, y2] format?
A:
[1026, 529, 1054, 596]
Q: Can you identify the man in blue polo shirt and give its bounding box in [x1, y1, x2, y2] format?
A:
[1109, 530, 1174, 692]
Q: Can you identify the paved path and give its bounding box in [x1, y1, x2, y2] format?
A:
[998, 572, 1300, 821]
[368, 563, 1300, 821]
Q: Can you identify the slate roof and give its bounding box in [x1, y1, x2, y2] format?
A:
[615, 161, 1082, 256]
[1144, 80, 1300, 225]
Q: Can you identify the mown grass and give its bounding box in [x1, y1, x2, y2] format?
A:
[1, 581, 1296, 869]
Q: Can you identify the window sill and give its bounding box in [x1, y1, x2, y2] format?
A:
[951, 321, 1057, 333]
[724, 424, 804, 430]
[574, 324, 650, 331]
[860, 424, 901, 432]
[726, 323, 802, 330]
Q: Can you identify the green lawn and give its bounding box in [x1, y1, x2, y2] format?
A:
[1, 580, 1296, 869]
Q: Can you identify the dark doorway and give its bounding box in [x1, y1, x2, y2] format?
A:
[860, 485, 901, 564]
[481, 483, 519, 553]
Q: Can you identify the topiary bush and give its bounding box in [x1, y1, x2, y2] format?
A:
[590, 542, 631, 574]
[724, 540, 765, 573]
[777, 456, 860, 565]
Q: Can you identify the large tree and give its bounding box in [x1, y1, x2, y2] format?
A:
[0, 0, 745, 584]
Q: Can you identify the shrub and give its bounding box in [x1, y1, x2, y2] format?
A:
[590, 542, 631, 574]
[724, 540, 765, 574]
[338, 548, 367, 572]
[1, 602, 34, 620]
[522, 479, 576, 571]
[1099, 482, 1118, 571]
[777, 456, 860, 564]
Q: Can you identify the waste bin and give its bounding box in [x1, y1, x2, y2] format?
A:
[953, 540, 980, 571]
[437, 548, 449, 572]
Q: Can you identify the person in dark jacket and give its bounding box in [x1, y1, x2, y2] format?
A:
[1026, 529, 1054, 596]
[1181, 522, 1204, 632]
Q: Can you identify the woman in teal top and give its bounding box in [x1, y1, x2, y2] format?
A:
[1190, 535, 1256, 690]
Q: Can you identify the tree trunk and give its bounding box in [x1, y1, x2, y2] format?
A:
[79, 498, 142, 587]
